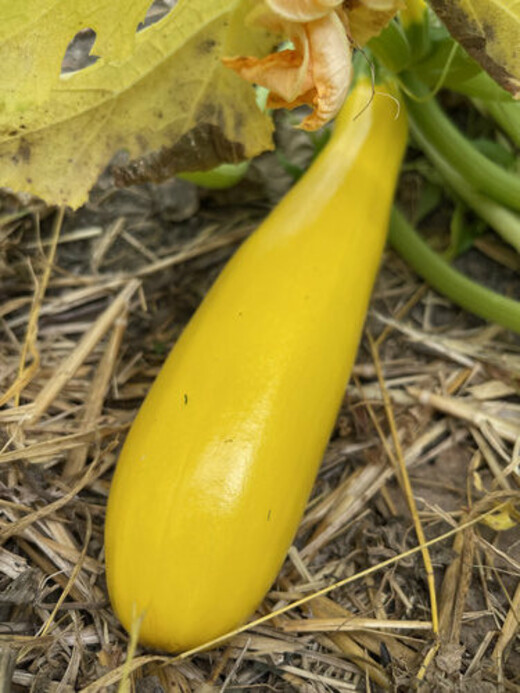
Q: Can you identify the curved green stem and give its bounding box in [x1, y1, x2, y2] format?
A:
[388, 207, 520, 334]
[444, 70, 514, 102]
[401, 73, 520, 213]
[178, 161, 249, 189]
[410, 119, 520, 253]
[473, 99, 520, 149]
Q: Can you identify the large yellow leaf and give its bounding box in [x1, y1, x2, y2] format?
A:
[348, 0, 405, 47]
[0, 0, 153, 108]
[429, 0, 520, 98]
[0, 0, 275, 208]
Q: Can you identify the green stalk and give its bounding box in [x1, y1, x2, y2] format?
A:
[410, 119, 520, 253]
[473, 99, 520, 149]
[388, 208, 520, 335]
[442, 69, 514, 102]
[401, 73, 520, 212]
[178, 161, 249, 189]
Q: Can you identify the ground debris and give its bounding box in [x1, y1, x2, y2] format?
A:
[1, 112, 520, 692]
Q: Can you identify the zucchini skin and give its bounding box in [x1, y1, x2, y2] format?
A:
[105, 79, 408, 653]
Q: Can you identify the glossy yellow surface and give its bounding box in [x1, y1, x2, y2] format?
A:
[105, 79, 408, 653]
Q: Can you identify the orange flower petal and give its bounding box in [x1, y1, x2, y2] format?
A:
[298, 11, 353, 130]
[223, 21, 311, 104]
[266, 88, 316, 110]
[223, 2, 354, 130]
[223, 47, 311, 105]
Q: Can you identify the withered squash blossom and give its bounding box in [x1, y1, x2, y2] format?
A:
[223, 0, 402, 130]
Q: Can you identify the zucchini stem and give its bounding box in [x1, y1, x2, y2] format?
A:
[473, 98, 520, 149]
[409, 120, 520, 253]
[401, 74, 520, 213]
[388, 208, 520, 335]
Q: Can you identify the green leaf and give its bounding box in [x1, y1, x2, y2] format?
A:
[413, 180, 443, 225]
[472, 137, 516, 168]
[448, 202, 484, 256]
[428, 0, 520, 98]
[0, 0, 275, 208]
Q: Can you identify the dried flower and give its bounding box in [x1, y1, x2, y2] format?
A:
[223, 0, 402, 130]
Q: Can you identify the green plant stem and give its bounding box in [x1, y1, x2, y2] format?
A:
[444, 70, 514, 102]
[388, 207, 520, 334]
[401, 73, 520, 213]
[473, 99, 520, 149]
[410, 118, 520, 253]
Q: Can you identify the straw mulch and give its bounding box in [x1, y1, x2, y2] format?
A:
[1, 111, 520, 692]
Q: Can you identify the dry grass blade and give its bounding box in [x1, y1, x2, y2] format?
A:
[471, 427, 511, 491]
[118, 609, 146, 693]
[408, 387, 520, 443]
[0, 453, 105, 544]
[374, 284, 429, 347]
[38, 509, 92, 638]
[132, 227, 252, 280]
[373, 313, 476, 368]
[492, 579, 520, 668]
[0, 426, 123, 464]
[0, 647, 16, 693]
[80, 506, 510, 690]
[80, 655, 171, 692]
[300, 420, 451, 560]
[368, 334, 439, 636]
[306, 598, 393, 689]
[28, 279, 140, 422]
[0, 208, 64, 408]
[438, 517, 475, 643]
[16, 538, 85, 604]
[282, 617, 433, 633]
[64, 313, 128, 477]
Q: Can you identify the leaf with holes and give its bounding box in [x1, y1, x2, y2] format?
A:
[0, 0, 275, 208]
[429, 0, 520, 98]
[0, 0, 154, 110]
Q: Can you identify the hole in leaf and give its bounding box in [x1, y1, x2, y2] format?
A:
[137, 0, 176, 32]
[61, 29, 99, 74]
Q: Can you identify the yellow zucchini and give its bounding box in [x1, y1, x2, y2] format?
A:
[105, 78, 408, 653]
